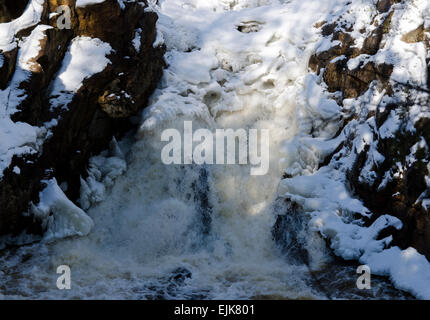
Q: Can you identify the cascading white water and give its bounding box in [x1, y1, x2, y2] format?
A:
[0, 0, 411, 299]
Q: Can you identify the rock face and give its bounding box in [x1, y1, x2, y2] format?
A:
[309, 8, 395, 99]
[0, 1, 29, 23]
[0, 0, 165, 239]
[309, 0, 430, 260]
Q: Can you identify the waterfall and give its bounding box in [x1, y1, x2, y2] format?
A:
[0, 0, 411, 299]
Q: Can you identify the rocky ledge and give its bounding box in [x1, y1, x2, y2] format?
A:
[0, 0, 164, 241]
[309, 0, 430, 260]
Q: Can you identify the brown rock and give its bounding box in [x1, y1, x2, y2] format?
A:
[0, 0, 29, 23]
[401, 24, 425, 43]
[377, 0, 394, 13]
[11, 27, 73, 125]
[362, 25, 383, 55]
[0, 0, 165, 238]
[309, 9, 393, 99]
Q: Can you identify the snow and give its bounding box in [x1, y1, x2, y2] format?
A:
[0, 25, 52, 178]
[5, 24, 53, 115]
[281, 0, 430, 299]
[379, 110, 401, 139]
[141, 0, 354, 132]
[0, 0, 429, 299]
[363, 247, 430, 299]
[0, 34, 112, 179]
[0, 119, 38, 178]
[168, 50, 218, 84]
[280, 166, 371, 219]
[0, 27, 50, 177]
[0, 0, 45, 52]
[31, 178, 94, 241]
[311, 211, 402, 261]
[132, 28, 142, 52]
[49, 37, 113, 110]
[305, 75, 341, 120]
[281, 149, 430, 299]
[76, 0, 107, 7]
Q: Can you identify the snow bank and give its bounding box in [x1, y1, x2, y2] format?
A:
[280, 167, 370, 218]
[0, 25, 53, 177]
[6, 25, 53, 115]
[141, 0, 352, 132]
[76, 0, 107, 7]
[0, 119, 38, 178]
[364, 247, 430, 299]
[0, 0, 45, 52]
[31, 179, 94, 241]
[278, 0, 430, 299]
[280, 162, 430, 299]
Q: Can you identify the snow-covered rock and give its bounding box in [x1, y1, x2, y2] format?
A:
[0, 0, 164, 239]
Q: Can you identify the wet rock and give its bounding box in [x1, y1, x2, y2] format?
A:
[97, 11, 164, 118]
[193, 167, 212, 236]
[272, 199, 309, 265]
[169, 267, 192, 285]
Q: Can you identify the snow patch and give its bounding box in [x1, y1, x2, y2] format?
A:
[0, 0, 45, 52]
[132, 28, 142, 52]
[49, 37, 113, 110]
[31, 179, 94, 241]
[76, 0, 107, 7]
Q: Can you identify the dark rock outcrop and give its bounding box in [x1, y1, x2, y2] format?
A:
[0, 0, 29, 23]
[0, 47, 18, 89]
[309, 10, 394, 99]
[348, 101, 430, 259]
[0, 0, 165, 239]
[309, 0, 430, 260]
